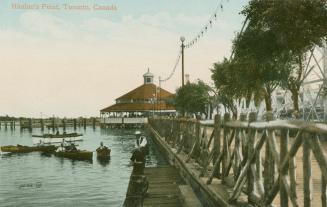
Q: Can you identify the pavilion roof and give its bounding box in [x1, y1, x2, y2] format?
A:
[100, 102, 175, 113]
[116, 83, 173, 101]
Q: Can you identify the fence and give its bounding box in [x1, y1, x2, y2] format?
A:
[149, 113, 327, 206]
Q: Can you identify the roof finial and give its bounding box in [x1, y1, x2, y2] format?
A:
[147, 68, 150, 73]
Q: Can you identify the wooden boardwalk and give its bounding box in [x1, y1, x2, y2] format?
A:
[143, 165, 184, 207]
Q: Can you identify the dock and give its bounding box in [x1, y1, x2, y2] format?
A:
[143, 166, 183, 207]
[124, 163, 203, 207]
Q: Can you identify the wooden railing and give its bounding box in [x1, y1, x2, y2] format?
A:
[149, 113, 327, 207]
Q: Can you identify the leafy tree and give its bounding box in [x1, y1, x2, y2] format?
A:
[242, 0, 327, 113]
[232, 24, 292, 111]
[174, 80, 210, 116]
[211, 58, 242, 118]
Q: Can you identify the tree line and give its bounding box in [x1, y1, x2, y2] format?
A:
[173, 0, 327, 119]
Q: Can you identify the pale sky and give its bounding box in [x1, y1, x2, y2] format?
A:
[0, 0, 248, 118]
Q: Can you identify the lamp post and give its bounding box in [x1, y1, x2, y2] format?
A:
[180, 36, 185, 87]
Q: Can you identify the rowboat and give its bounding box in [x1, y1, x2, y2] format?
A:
[54, 150, 93, 161]
[32, 133, 83, 145]
[0, 145, 56, 153]
[96, 147, 111, 159]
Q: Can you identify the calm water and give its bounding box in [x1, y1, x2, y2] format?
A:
[0, 127, 165, 207]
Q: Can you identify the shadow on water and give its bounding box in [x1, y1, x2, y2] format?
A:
[40, 152, 52, 157]
[97, 157, 111, 167]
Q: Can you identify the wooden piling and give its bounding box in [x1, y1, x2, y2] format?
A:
[92, 118, 96, 129]
[73, 119, 77, 130]
[40, 119, 44, 131]
[52, 117, 55, 132]
[4, 121, 7, 130]
[28, 119, 32, 131]
[62, 119, 66, 131]
[83, 118, 86, 129]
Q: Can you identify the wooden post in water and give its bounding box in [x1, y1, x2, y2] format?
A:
[52, 117, 55, 132]
[0, 121, 1, 130]
[40, 119, 44, 131]
[19, 118, 22, 130]
[92, 118, 96, 129]
[10, 121, 13, 130]
[83, 118, 87, 129]
[28, 118, 32, 131]
[4, 121, 7, 130]
[62, 119, 66, 132]
[73, 119, 77, 130]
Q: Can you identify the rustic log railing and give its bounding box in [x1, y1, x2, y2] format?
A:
[149, 113, 327, 207]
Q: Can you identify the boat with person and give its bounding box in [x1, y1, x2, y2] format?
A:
[0, 144, 56, 153]
[32, 132, 83, 145]
[54, 150, 93, 161]
[96, 142, 111, 159]
[54, 142, 92, 161]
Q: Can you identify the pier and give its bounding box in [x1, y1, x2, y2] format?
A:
[0, 118, 100, 131]
[130, 113, 327, 207]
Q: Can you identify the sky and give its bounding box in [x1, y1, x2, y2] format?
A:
[0, 0, 249, 118]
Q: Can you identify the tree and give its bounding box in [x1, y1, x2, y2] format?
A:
[211, 58, 243, 118]
[242, 0, 327, 113]
[232, 24, 292, 111]
[174, 80, 210, 116]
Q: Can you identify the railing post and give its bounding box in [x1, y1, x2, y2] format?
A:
[213, 114, 221, 177]
[222, 113, 230, 183]
[247, 112, 256, 203]
[322, 174, 327, 207]
[280, 129, 289, 207]
[264, 112, 275, 197]
[303, 133, 312, 207]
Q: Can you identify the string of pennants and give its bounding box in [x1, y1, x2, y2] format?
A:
[160, 0, 229, 83]
[185, 0, 228, 49]
[160, 49, 182, 83]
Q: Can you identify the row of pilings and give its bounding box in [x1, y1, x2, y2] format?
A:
[0, 117, 100, 131]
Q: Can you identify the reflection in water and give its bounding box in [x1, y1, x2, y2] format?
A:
[97, 157, 111, 167]
[0, 127, 165, 207]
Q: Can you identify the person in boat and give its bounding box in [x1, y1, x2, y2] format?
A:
[37, 139, 44, 146]
[56, 143, 65, 152]
[99, 142, 106, 150]
[68, 143, 77, 152]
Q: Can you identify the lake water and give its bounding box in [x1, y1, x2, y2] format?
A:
[0, 127, 165, 207]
